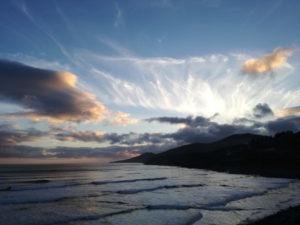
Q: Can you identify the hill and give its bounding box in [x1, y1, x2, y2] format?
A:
[114, 152, 156, 163]
[117, 132, 300, 178]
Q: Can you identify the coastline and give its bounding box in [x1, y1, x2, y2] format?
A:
[118, 132, 300, 179]
[158, 163, 300, 225]
[145, 162, 300, 224]
[144, 162, 300, 179]
[116, 132, 300, 224]
[115, 162, 300, 224]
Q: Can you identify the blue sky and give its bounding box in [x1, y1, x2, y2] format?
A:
[1, 0, 300, 58]
[0, 0, 300, 164]
[1, 0, 300, 56]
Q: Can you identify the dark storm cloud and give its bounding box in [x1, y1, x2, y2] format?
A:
[0, 60, 106, 122]
[253, 103, 274, 118]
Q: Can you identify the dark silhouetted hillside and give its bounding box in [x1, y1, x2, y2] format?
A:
[115, 152, 156, 163]
[117, 132, 300, 178]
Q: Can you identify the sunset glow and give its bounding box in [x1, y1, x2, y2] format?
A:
[0, 0, 300, 164]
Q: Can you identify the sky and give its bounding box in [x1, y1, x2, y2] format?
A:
[0, 0, 300, 164]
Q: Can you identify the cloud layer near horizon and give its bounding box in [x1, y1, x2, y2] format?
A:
[1, 113, 300, 161]
[0, 145, 141, 164]
[241, 48, 293, 74]
[278, 106, 300, 117]
[0, 124, 46, 145]
[49, 104, 300, 147]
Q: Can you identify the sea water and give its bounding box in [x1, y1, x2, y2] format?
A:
[0, 163, 300, 225]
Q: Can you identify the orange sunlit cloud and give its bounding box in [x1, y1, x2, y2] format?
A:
[241, 48, 293, 74]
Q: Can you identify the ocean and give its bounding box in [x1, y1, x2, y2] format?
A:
[0, 163, 300, 225]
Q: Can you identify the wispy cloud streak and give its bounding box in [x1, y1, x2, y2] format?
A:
[75, 49, 297, 122]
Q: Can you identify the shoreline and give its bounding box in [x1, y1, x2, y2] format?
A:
[157, 163, 300, 225]
[144, 161, 300, 179]
[116, 162, 300, 224]
[146, 162, 300, 225]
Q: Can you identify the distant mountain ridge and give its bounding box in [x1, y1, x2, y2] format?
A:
[116, 132, 300, 178]
[115, 152, 156, 163]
